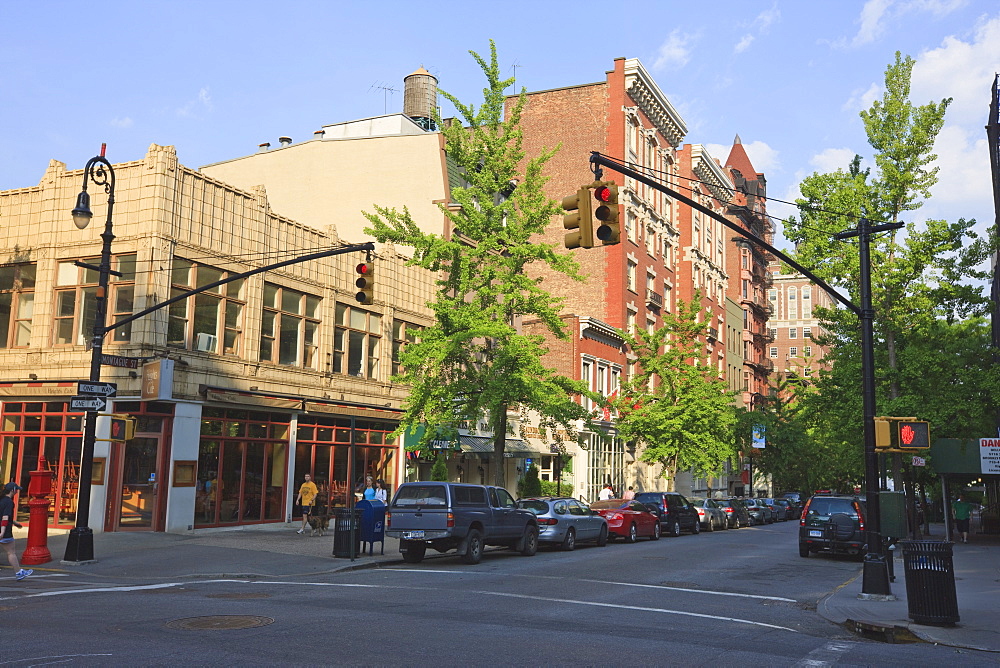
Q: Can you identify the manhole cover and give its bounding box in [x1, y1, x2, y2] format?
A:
[205, 592, 271, 600]
[166, 615, 274, 630]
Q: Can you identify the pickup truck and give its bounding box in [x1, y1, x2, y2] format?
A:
[385, 482, 539, 564]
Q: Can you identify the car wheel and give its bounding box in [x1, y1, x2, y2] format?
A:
[401, 543, 426, 564]
[670, 521, 681, 537]
[626, 523, 638, 543]
[650, 522, 661, 540]
[734, 516, 741, 529]
[799, 543, 810, 558]
[461, 530, 483, 564]
[692, 519, 700, 535]
[706, 517, 715, 532]
[520, 525, 539, 556]
[721, 517, 729, 530]
[561, 528, 576, 552]
[596, 525, 609, 547]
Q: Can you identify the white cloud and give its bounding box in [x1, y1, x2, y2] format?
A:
[810, 147, 859, 173]
[110, 116, 133, 129]
[753, 3, 780, 31]
[843, 82, 881, 114]
[734, 34, 754, 54]
[852, 0, 894, 46]
[176, 86, 213, 118]
[652, 30, 696, 71]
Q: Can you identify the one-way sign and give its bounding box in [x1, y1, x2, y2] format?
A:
[70, 396, 107, 412]
[78, 381, 117, 397]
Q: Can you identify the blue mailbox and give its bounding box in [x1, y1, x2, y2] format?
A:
[356, 499, 386, 555]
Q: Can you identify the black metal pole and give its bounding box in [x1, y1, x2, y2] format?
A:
[64, 149, 116, 564]
[835, 217, 901, 597]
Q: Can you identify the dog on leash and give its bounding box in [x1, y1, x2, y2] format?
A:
[308, 511, 330, 537]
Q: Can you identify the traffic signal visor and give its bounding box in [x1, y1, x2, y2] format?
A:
[594, 182, 620, 245]
[355, 262, 374, 304]
[562, 187, 594, 249]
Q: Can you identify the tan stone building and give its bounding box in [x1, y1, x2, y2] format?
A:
[0, 143, 436, 534]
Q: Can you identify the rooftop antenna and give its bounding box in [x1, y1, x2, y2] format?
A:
[369, 81, 399, 114]
[510, 61, 523, 93]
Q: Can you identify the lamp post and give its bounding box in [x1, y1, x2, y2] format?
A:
[63, 144, 116, 564]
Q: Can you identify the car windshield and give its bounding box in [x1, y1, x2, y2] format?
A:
[807, 497, 858, 519]
[517, 500, 550, 515]
[590, 500, 626, 510]
[690, 499, 707, 507]
[391, 485, 447, 507]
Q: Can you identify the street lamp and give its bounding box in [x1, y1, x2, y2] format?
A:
[63, 144, 117, 564]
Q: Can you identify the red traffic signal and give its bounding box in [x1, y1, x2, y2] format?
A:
[355, 262, 374, 304]
[593, 182, 620, 245]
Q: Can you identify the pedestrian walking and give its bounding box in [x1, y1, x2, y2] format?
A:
[953, 493, 972, 543]
[1, 482, 32, 581]
[598, 484, 614, 501]
[623, 486, 636, 501]
[374, 478, 388, 503]
[296, 474, 318, 535]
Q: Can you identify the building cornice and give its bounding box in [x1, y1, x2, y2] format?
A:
[689, 145, 734, 203]
[623, 59, 687, 147]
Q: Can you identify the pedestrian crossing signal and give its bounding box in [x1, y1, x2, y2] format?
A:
[897, 420, 930, 450]
[109, 415, 135, 441]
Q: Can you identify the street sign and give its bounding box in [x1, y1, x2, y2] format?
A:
[912, 456, 926, 467]
[70, 396, 107, 411]
[100, 354, 141, 369]
[77, 381, 117, 397]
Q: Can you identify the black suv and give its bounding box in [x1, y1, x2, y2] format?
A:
[634, 492, 700, 536]
[798, 494, 866, 560]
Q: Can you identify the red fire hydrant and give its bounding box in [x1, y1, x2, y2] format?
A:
[21, 454, 54, 565]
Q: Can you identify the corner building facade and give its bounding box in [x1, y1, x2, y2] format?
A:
[0, 144, 437, 534]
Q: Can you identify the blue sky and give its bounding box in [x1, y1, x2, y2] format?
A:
[2, 1, 998, 252]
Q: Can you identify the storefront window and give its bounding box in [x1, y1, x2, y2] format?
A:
[196, 408, 288, 527]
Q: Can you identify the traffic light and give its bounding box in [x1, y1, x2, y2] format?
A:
[109, 415, 135, 441]
[562, 186, 594, 249]
[355, 262, 374, 304]
[897, 420, 930, 450]
[593, 181, 620, 245]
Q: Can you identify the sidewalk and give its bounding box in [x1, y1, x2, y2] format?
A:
[14, 523, 405, 581]
[818, 525, 1000, 652]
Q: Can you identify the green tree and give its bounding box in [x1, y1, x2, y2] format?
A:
[430, 453, 449, 482]
[364, 42, 594, 488]
[516, 464, 542, 498]
[783, 52, 997, 481]
[610, 293, 740, 490]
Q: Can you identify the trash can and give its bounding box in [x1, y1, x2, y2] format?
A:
[899, 540, 960, 626]
[357, 499, 386, 555]
[332, 507, 363, 558]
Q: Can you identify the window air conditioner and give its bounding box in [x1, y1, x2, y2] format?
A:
[195, 333, 218, 352]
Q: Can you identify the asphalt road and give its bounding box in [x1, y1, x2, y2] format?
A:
[4, 520, 998, 666]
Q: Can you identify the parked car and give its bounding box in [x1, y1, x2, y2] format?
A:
[690, 498, 728, 531]
[798, 494, 867, 560]
[780, 491, 805, 507]
[517, 497, 609, 550]
[590, 499, 661, 542]
[774, 498, 796, 521]
[760, 498, 781, 522]
[741, 498, 770, 525]
[717, 498, 751, 528]
[634, 491, 700, 536]
[386, 482, 539, 564]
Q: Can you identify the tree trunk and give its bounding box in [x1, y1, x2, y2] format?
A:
[493, 407, 507, 489]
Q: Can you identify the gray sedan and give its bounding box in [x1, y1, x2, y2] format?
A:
[517, 497, 609, 550]
[690, 498, 728, 531]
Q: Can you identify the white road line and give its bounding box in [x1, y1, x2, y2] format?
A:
[383, 568, 797, 603]
[3, 579, 798, 634]
[793, 640, 856, 667]
[1, 654, 113, 666]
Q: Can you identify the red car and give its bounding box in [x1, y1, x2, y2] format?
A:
[590, 499, 661, 542]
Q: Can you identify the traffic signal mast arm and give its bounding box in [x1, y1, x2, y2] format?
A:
[102, 242, 375, 336]
[588, 152, 859, 316]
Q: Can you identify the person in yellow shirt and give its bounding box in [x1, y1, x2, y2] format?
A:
[296, 473, 318, 535]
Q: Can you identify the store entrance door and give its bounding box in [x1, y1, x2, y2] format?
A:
[108, 436, 164, 531]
